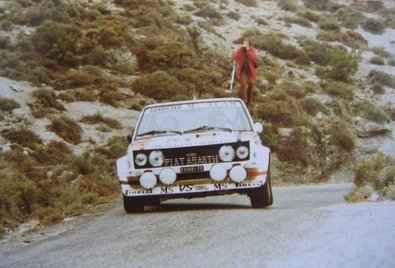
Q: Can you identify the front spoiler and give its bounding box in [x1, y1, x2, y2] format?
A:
[121, 177, 266, 197]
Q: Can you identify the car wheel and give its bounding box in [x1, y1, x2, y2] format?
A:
[249, 173, 273, 208]
[123, 195, 145, 213]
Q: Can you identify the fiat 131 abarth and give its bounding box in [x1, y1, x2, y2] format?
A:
[116, 98, 273, 212]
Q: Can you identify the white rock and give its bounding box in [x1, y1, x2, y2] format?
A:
[368, 192, 381, 202]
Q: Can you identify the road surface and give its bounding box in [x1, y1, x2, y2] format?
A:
[1, 183, 394, 268]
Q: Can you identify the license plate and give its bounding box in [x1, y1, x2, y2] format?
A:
[180, 166, 204, 173]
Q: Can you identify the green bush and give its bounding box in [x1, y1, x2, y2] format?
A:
[327, 48, 360, 81]
[368, 70, 395, 88]
[48, 116, 82, 144]
[278, 0, 299, 12]
[277, 127, 310, 166]
[371, 47, 391, 58]
[0, 98, 20, 112]
[362, 18, 386, 34]
[353, 101, 390, 124]
[302, 0, 342, 12]
[31, 21, 81, 65]
[321, 80, 354, 100]
[336, 7, 365, 29]
[353, 153, 393, 188]
[389, 58, 395, 67]
[132, 71, 187, 101]
[369, 56, 385, 65]
[329, 122, 354, 152]
[319, 18, 340, 31]
[254, 89, 305, 127]
[227, 11, 240, 20]
[284, 16, 312, 28]
[235, 0, 258, 7]
[297, 10, 320, 22]
[194, 6, 223, 20]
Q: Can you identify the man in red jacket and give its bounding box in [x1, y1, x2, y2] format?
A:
[232, 39, 258, 106]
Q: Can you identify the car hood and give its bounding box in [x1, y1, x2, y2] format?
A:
[131, 131, 256, 151]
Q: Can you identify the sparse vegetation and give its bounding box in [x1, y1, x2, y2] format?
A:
[362, 18, 386, 34]
[81, 113, 122, 129]
[0, 98, 20, 112]
[353, 101, 390, 124]
[278, 0, 299, 12]
[1, 128, 42, 148]
[369, 56, 385, 65]
[48, 116, 82, 144]
[235, 0, 258, 8]
[321, 80, 354, 100]
[368, 70, 395, 88]
[347, 153, 395, 202]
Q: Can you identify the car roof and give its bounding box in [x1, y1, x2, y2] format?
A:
[143, 98, 245, 109]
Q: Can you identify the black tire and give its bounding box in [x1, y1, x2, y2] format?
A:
[249, 173, 273, 208]
[123, 195, 145, 213]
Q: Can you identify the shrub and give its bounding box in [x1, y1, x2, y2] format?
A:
[321, 80, 354, 100]
[327, 48, 360, 81]
[262, 70, 280, 86]
[368, 70, 395, 88]
[0, 98, 20, 112]
[371, 47, 391, 58]
[132, 71, 187, 101]
[336, 7, 365, 29]
[194, 6, 223, 20]
[278, 0, 299, 12]
[372, 84, 385, 95]
[301, 98, 325, 116]
[235, 0, 258, 7]
[277, 127, 310, 166]
[353, 101, 390, 124]
[369, 56, 385, 65]
[302, 0, 342, 12]
[32, 89, 65, 110]
[80, 113, 122, 129]
[31, 21, 81, 64]
[353, 153, 393, 188]
[1, 128, 42, 148]
[362, 18, 386, 34]
[95, 136, 128, 160]
[389, 58, 395, 67]
[297, 10, 320, 22]
[60, 68, 98, 89]
[48, 116, 82, 144]
[227, 11, 240, 20]
[254, 89, 305, 127]
[284, 16, 312, 28]
[319, 18, 340, 31]
[329, 122, 355, 152]
[33, 140, 72, 165]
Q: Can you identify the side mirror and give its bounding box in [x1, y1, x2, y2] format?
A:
[127, 134, 133, 144]
[254, 122, 264, 133]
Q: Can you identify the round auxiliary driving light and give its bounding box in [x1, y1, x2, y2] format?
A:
[210, 164, 227, 182]
[149, 150, 164, 167]
[229, 166, 247, 183]
[219, 145, 235, 162]
[135, 153, 147, 166]
[236, 146, 249, 159]
[139, 172, 157, 189]
[159, 168, 177, 185]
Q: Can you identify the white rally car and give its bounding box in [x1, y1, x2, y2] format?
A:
[117, 98, 273, 212]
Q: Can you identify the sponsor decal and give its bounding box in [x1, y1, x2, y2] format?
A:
[179, 185, 193, 192]
[195, 185, 210, 191]
[165, 154, 219, 167]
[161, 187, 174, 194]
[126, 189, 153, 195]
[214, 183, 228, 190]
[180, 165, 204, 173]
[235, 182, 262, 188]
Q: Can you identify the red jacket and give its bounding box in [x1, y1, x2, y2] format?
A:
[232, 46, 258, 79]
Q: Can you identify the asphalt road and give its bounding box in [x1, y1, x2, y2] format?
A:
[1, 183, 394, 268]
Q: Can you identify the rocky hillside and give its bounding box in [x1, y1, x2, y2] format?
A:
[1, 0, 395, 233]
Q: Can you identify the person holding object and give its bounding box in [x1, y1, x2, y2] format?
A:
[232, 39, 258, 106]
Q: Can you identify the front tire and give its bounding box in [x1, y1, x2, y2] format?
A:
[249, 173, 273, 208]
[123, 195, 145, 213]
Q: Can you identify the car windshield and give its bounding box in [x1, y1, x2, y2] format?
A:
[135, 100, 253, 139]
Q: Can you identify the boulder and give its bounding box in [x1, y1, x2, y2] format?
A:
[355, 118, 391, 138]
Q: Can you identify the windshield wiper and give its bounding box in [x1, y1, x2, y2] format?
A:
[137, 130, 182, 137]
[183, 125, 232, 134]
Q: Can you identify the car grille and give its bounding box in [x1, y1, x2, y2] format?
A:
[133, 141, 249, 169]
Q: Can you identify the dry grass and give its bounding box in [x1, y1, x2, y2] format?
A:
[48, 116, 82, 144]
[0, 98, 20, 112]
[1, 128, 42, 148]
[80, 113, 122, 129]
